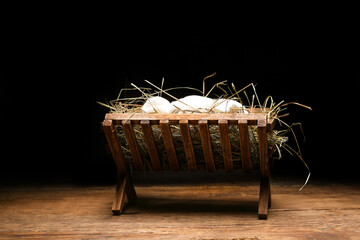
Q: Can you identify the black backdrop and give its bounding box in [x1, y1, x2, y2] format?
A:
[1, 31, 358, 184]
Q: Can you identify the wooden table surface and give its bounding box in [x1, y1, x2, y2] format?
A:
[0, 175, 359, 239]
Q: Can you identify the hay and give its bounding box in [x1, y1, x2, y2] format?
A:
[99, 77, 311, 190]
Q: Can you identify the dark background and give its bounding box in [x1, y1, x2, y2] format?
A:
[1, 25, 358, 185]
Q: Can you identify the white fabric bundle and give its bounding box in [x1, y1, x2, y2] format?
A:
[171, 95, 214, 113]
[141, 96, 173, 113]
[142, 95, 248, 114]
[213, 99, 248, 113]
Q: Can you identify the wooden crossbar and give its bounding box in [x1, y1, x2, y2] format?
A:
[102, 112, 274, 219]
[105, 113, 275, 127]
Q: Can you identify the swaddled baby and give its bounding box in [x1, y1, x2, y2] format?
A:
[142, 95, 248, 114]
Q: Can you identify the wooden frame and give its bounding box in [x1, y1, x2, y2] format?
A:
[102, 112, 275, 219]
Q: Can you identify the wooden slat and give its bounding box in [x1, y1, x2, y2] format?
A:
[257, 116, 271, 219]
[122, 120, 144, 171]
[106, 113, 270, 126]
[218, 119, 233, 172]
[179, 120, 197, 172]
[140, 120, 162, 171]
[257, 116, 269, 177]
[238, 119, 252, 172]
[198, 120, 216, 172]
[159, 119, 179, 171]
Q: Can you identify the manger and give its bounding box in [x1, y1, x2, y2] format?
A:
[100, 77, 311, 219]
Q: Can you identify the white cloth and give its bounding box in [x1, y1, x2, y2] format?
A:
[142, 96, 173, 113]
[142, 95, 248, 114]
[170, 95, 214, 113]
[213, 99, 248, 113]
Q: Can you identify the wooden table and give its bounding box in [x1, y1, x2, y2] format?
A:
[1, 177, 359, 239]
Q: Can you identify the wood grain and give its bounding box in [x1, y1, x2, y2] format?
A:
[106, 112, 275, 126]
[258, 176, 271, 219]
[256, 116, 271, 219]
[257, 116, 269, 177]
[122, 120, 144, 171]
[1, 180, 359, 239]
[238, 119, 252, 172]
[102, 120, 137, 203]
[218, 120, 233, 172]
[140, 120, 162, 172]
[112, 175, 127, 215]
[102, 119, 127, 174]
[159, 119, 179, 171]
[198, 120, 216, 172]
[179, 120, 197, 172]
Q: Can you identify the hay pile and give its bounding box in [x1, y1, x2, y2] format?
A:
[99, 75, 311, 189]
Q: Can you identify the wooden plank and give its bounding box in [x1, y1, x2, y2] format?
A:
[112, 175, 127, 215]
[238, 119, 252, 172]
[198, 120, 216, 172]
[257, 116, 269, 177]
[258, 176, 270, 220]
[140, 120, 162, 172]
[179, 120, 197, 172]
[257, 115, 270, 219]
[218, 120, 233, 172]
[2, 183, 360, 238]
[159, 119, 179, 171]
[257, 113, 275, 219]
[106, 113, 269, 126]
[122, 120, 144, 171]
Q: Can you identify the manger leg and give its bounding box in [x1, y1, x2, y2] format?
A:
[257, 117, 271, 219]
[258, 176, 270, 220]
[102, 120, 137, 214]
[124, 173, 137, 203]
[268, 179, 271, 208]
[112, 175, 127, 215]
[112, 174, 137, 215]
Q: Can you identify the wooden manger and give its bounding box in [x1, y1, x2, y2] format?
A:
[102, 111, 276, 219]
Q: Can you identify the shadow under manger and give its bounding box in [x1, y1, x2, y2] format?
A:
[119, 196, 259, 216]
